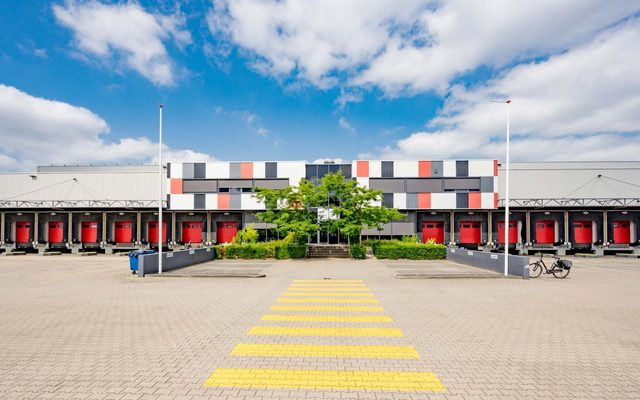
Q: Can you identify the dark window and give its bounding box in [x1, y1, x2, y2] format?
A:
[306, 165, 317, 180]
[242, 187, 253, 193]
[381, 161, 394, 177]
[194, 194, 205, 209]
[382, 193, 394, 208]
[456, 160, 468, 177]
[265, 162, 278, 178]
[166, 163, 171, 178]
[218, 188, 229, 193]
[328, 164, 340, 174]
[194, 163, 206, 179]
[339, 164, 352, 178]
[317, 164, 329, 178]
[456, 192, 468, 208]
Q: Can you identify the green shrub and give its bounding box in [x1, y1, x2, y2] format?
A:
[224, 243, 269, 259]
[276, 244, 307, 259]
[372, 241, 446, 260]
[215, 241, 306, 260]
[349, 243, 366, 259]
[213, 245, 225, 259]
[232, 227, 259, 244]
[401, 234, 419, 243]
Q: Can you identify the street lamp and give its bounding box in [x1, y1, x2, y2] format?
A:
[492, 99, 511, 276]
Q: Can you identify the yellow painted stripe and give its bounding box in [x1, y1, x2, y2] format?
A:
[293, 280, 363, 283]
[286, 287, 371, 292]
[282, 292, 374, 297]
[289, 283, 367, 287]
[230, 344, 420, 359]
[248, 326, 403, 337]
[261, 314, 392, 322]
[204, 368, 445, 391]
[271, 305, 384, 312]
[277, 298, 379, 304]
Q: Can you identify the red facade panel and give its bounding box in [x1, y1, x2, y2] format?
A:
[612, 220, 630, 244]
[356, 161, 369, 177]
[422, 221, 444, 244]
[418, 161, 431, 177]
[417, 193, 431, 209]
[218, 193, 230, 209]
[493, 160, 498, 176]
[240, 162, 253, 179]
[170, 179, 183, 194]
[468, 192, 482, 209]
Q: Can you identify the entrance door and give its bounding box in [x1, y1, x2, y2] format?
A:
[497, 221, 518, 244]
[573, 221, 593, 244]
[216, 221, 238, 244]
[48, 221, 64, 243]
[535, 220, 554, 244]
[182, 221, 203, 244]
[114, 221, 133, 243]
[459, 221, 481, 244]
[16, 222, 30, 243]
[148, 221, 167, 243]
[612, 221, 630, 244]
[422, 221, 444, 243]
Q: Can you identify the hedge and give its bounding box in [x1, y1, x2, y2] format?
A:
[215, 242, 307, 260]
[371, 241, 446, 260]
[349, 243, 366, 259]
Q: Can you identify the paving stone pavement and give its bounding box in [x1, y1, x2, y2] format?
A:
[0, 255, 639, 399]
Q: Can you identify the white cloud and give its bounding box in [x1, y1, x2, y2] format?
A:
[338, 117, 356, 134]
[53, 1, 191, 86]
[0, 84, 214, 171]
[214, 105, 271, 136]
[256, 127, 270, 137]
[369, 19, 640, 161]
[207, 0, 638, 95]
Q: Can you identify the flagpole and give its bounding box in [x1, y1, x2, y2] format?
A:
[504, 99, 511, 277]
[158, 105, 163, 274]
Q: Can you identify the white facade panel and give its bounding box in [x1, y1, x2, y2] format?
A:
[369, 161, 382, 178]
[443, 160, 457, 177]
[241, 193, 264, 210]
[253, 162, 266, 179]
[481, 193, 495, 209]
[352, 161, 361, 177]
[393, 193, 407, 209]
[469, 160, 494, 177]
[206, 162, 230, 179]
[356, 177, 369, 188]
[169, 163, 183, 179]
[394, 161, 418, 178]
[205, 194, 218, 209]
[431, 193, 456, 209]
[169, 194, 194, 210]
[277, 161, 305, 184]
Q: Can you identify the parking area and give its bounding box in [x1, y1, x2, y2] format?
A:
[0, 255, 639, 399]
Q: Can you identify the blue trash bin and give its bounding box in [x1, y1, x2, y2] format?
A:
[128, 250, 156, 274]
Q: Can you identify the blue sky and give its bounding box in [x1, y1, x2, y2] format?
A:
[1, 1, 639, 170]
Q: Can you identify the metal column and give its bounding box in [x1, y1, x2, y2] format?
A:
[525, 210, 531, 243]
[102, 212, 107, 243]
[449, 210, 455, 244]
[68, 212, 73, 243]
[34, 212, 39, 243]
[487, 212, 492, 243]
[564, 210, 569, 243]
[0, 212, 4, 242]
[171, 212, 176, 244]
[206, 212, 212, 244]
[603, 211, 608, 243]
[136, 211, 142, 246]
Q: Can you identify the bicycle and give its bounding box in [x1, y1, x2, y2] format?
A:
[529, 253, 572, 279]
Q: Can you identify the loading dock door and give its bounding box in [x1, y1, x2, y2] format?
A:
[81, 222, 98, 243]
[182, 221, 203, 244]
[573, 221, 593, 244]
[148, 221, 167, 243]
[612, 221, 630, 244]
[114, 221, 133, 243]
[497, 221, 518, 244]
[217, 221, 239, 244]
[48, 221, 64, 243]
[535, 220, 554, 244]
[16, 222, 30, 243]
[459, 221, 481, 244]
[422, 221, 444, 244]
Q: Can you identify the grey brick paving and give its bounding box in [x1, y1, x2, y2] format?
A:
[0, 255, 639, 399]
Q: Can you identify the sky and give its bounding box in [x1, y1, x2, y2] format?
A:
[1, 0, 639, 171]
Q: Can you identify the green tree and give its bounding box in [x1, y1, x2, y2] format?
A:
[254, 172, 405, 243]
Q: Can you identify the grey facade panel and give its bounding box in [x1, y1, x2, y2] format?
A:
[229, 163, 241, 179]
[381, 161, 394, 177]
[456, 160, 469, 177]
[254, 179, 289, 189]
[219, 179, 253, 189]
[370, 178, 405, 193]
[194, 194, 205, 209]
[182, 163, 194, 179]
[480, 177, 494, 192]
[183, 180, 218, 193]
[166, 163, 171, 178]
[194, 163, 206, 179]
[230, 194, 241, 209]
[406, 178, 443, 193]
[406, 193, 418, 208]
[382, 193, 394, 208]
[456, 193, 469, 208]
[431, 161, 443, 177]
[444, 178, 481, 190]
[392, 222, 415, 235]
[265, 162, 278, 178]
[362, 223, 392, 236]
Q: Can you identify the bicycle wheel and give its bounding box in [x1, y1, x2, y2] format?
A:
[529, 262, 542, 278]
[552, 264, 570, 279]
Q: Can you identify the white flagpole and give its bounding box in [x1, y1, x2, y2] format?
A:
[504, 100, 511, 277]
[158, 105, 163, 274]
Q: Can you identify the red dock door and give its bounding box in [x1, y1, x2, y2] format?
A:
[573, 221, 593, 244]
[81, 222, 98, 243]
[535, 220, 555, 244]
[148, 221, 167, 243]
[497, 221, 518, 244]
[217, 221, 238, 244]
[114, 221, 133, 243]
[16, 222, 30, 243]
[182, 221, 203, 243]
[612, 221, 630, 244]
[422, 221, 444, 244]
[48, 221, 64, 243]
[459, 221, 481, 244]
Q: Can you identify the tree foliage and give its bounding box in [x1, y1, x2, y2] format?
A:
[254, 172, 405, 243]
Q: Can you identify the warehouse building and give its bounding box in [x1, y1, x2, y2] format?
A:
[0, 160, 638, 255]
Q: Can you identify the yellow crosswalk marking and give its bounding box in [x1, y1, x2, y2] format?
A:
[271, 305, 384, 312]
[282, 292, 374, 297]
[261, 314, 392, 322]
[248, 326, 403, 337]
[203, 368, 446, 391]
[277, 297, 379, 303]
[230, 344, 420, 359]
